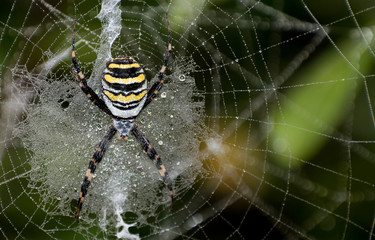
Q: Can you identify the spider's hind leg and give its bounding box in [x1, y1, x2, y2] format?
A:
[75, 124, 117, 222]
[131, 123, 174, 207]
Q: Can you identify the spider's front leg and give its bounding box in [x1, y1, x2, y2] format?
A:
[75, 124, 117, 222]
[71, 20, 114, 117]
[142, 13, 172, 110]
[131, 123, 174, 207]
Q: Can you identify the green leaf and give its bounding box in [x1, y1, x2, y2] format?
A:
[270, 33, 373, 168]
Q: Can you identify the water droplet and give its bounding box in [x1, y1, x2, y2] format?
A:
[179, 75, 185, 81]
[158, 140, 163, 145]
[161, 92, 167, 98]
[235, 59, 239, 62]
[44, 50, 53, 58]
[176, 161, 180, 166]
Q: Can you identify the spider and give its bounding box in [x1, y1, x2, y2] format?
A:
[71, 13, 173, 222]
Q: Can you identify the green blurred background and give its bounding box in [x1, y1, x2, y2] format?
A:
[1, 0, 375, 239]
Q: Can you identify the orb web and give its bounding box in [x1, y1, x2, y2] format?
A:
[2, 0, 375, 239]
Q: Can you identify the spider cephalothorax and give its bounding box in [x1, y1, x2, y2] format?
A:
[71, 13, 173, 222]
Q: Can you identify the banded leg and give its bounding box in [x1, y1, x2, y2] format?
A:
[75, 124, 117, 222]
[142, 13, 172, 110]
[131, 123, 174, 207]
[72, 20, 114, 117]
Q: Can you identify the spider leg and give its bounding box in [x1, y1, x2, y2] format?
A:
[131, 123, 174, 207]
[75, 124, 117, 222]
[71, 20, 114, 117]
[142, 13, 172, 110]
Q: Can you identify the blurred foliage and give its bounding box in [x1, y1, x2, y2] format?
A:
[1, 0, 375, 239]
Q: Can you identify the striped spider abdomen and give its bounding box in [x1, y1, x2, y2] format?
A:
[102, 57, 147, 119]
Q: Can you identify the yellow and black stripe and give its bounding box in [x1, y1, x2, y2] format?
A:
[102, 57, 147, 119]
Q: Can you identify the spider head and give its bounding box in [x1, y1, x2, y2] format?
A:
[113, 119, 134, 139]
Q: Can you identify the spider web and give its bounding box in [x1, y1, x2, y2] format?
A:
[1, 0, 375, 239]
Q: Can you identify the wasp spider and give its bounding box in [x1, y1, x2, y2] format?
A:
[71, 13, 173, 222]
